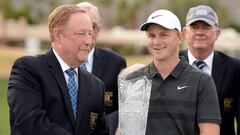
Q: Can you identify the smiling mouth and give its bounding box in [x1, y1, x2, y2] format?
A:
[79, 47, 89, 51]
[195, 39, 206, 43]
[195, 37, 206, 40]
[154, 46, 165, 50]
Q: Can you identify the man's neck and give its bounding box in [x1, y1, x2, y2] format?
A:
[189, 48, 213, 60]
[154, 57, 180, 80]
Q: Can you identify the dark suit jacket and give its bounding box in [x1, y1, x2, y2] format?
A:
[8, 49, 107, 135]
[106, 111, 119, 135]
[92, 47, 126, 114]
[180, 50, 240, 135]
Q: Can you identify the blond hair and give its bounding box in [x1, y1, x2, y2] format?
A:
[48, 5, 86, 41]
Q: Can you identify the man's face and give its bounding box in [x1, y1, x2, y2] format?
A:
[85, 9, 100, 50]
[183, 21, 220, 53]
[56, 12, 93, 67]
[146, 24, 182, 62]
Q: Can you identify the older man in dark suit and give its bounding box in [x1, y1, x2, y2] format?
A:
[180, 5, 240, 135]
[77, 2, 127, 115]
[8, 5, 107, 135]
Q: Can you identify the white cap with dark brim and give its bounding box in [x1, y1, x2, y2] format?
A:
[140, 9, 181, 32]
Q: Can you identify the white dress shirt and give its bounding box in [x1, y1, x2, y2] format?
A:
[84, 47, 95, 73]
[187, 50, 214, 75]
[53, 49, 78, 87]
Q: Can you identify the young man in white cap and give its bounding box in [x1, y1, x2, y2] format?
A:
[181, 5, 240, 135]
[124, 9, 221, 135]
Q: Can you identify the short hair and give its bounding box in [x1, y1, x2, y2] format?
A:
[76, 2, 101, 27]
[48, 5, 86, 41]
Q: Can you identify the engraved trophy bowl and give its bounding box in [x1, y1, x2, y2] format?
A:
[118, 76, 152, 135]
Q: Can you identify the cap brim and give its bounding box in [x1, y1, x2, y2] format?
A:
[140, 22, 153, 31]
[186, 18, 216, 26]
[140, 21, 179, 31]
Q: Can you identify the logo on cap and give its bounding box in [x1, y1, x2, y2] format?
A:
[152, 15, 162, 19]
[195, 9, 208, 16]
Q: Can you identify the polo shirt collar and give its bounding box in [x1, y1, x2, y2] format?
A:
[147, 62, 159, 78]
[147, 57, 187, 79]
[171, 57, 188, 78]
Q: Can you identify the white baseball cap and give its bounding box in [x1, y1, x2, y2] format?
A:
[140, 9, 181, 32]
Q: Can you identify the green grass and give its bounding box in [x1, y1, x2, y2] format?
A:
[0, 78, 10, 135]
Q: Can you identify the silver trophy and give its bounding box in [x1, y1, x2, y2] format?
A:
[118, 76, 152, 135]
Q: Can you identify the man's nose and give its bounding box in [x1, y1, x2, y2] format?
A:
[195, 28, 204, 35]
[84, 34, 92, 46]
[154, 38, 163, 45]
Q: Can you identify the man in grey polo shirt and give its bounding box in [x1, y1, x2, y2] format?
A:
[125, 9, 221, 135]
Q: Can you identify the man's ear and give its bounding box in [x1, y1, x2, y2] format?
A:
[53, 28, 62, 43]
[178, 31, 183, 40]
[182, 27, 187, 38]
[215, 28, 221, 38]
[176, 31, 183, 46]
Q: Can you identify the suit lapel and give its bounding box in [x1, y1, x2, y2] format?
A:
[75, 69, 90, 130]
[180, 50, 225, 95]
[46, 49, 76, 126]
[211, 51, 226, 96]
[92, 48, 106, 78]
